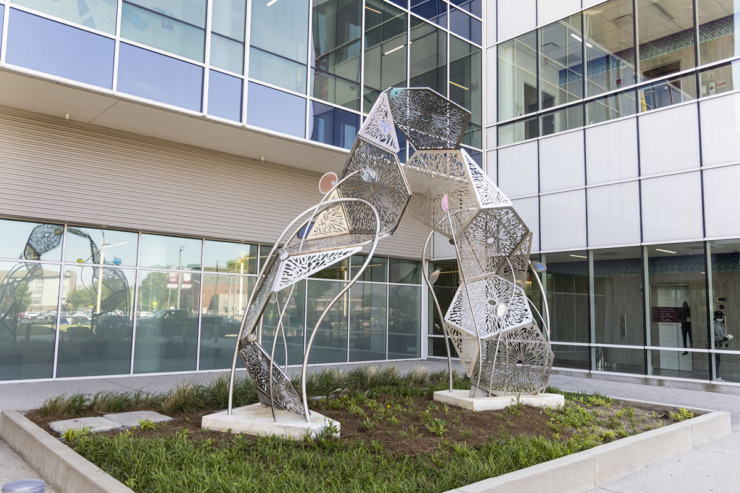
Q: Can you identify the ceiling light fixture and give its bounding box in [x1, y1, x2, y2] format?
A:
[450, 81, 469, 91]
[365, 5, 382, 14]
[655, 248, 677, 254]
[266, 0, 279, 6]
[569, 254, 588, 259]
[383, 44, 404, 56]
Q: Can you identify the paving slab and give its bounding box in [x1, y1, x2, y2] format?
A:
[434, 389, 564, 411]
[103, 411, 172, 428]
[49, 416, 123, 435]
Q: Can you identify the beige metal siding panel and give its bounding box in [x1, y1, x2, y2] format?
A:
[0, 108, 426, 258]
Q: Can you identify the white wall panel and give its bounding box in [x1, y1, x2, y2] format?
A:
[540, 190, 587, 251]
[641, 172, 703, 243]
[498, 0, 536, 41]
[486, 149, 497, 182]
[539, 130, 585, 192]
[704, 165, 740, 238]
[0, 108, 427, 258]
[537, 0, 581, 26]
[433, 232, 457, 259]
[512, 197, 540, 252]
[486, 0, 497, 46]
[498, 141, 538, 198]
[486, 48, 497, 127]
[486, 126, 497, 149]
[639, 104, 700, 177]
[583, 0, 609, 8]
[587, 182, 641, 247]
[700, 92, 740, 166]
[586, 118, 639, 185]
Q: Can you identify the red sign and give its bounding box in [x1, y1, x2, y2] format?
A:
[651, 307, 680, 323]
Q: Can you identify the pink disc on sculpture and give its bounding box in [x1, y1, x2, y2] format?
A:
[441, 195, 449, 212]
[318, 172, 338, 194]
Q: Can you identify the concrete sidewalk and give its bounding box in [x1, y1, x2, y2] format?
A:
[1, 362, 740, 492]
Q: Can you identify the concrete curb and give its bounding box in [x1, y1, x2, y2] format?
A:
[448, 409, 732, 493]
[0, 410, 133, 493]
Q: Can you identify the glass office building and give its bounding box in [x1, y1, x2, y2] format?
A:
[1, 0, 740, 389]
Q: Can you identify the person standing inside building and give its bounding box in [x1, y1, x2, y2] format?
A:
[713, 310, 730, 381]
[680, 301, 692, 355]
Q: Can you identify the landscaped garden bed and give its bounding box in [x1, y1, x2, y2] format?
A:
[25, 367, 693, 492]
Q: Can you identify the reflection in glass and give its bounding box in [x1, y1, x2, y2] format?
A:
[311, 256, 349, 280]
[698, 0, 740, 65]
[449, 0, 481, 18]
[449, 7, 481, 45]
[210, 35, 245, 74]
[249, 0, 309, 93]
[64, 226, 137, 267]
[710, 239, 740, 376]
[0, 219, 63, 261]
[584, 0, 636, 97]
[210, 0, 246, 73]
[427, 260, 457, 359]
[208, 70, 242, 121]
[593, 346, 645, 374]
[497, 115, 538, 145]
[117, 43, 203, 111]
[551, 343, 589, 370]
[637, 0, 695, 82]
[121, 0, 206, 62]
[539, 15, 583, 109]
[350, 255, 387, 283]
[246, 82, 306, 138]
[592, 248, 643, 346]
[199, 274, 255, 370]
[57, 266, 134, 377]
[544, 251, 589, 343]
[700, 59, 740, 97]
[639, 73, 697, 111]
[498, 32, 537, 121]
[307, 280, 348, 364]
[411, 0, 447, 27]
[389, 258, 421, 284]
[139, 235, 202, 270]
[311, 0, 362, 110]
[410, 17, 447, 94]
[450, 36, 482, 148]
[647, 243, 708, 380]
[0, 262, 59, 380]
[6, 10, 114, 89]
[540, 104, 583, 136]
[349, 283, 386, 361]
[262, 280, 306, 367]
[363, 0, 407, 113]
[388, 285, 420, 359]
[309, 101, 360, 149]
[134, 271, 201, 372]
[586, 89, 636, 124]
[203, 241, 257, 274]
[13, 0, 117, 33]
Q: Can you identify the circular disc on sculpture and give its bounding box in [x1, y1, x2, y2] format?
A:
[319, 172, 338, 194]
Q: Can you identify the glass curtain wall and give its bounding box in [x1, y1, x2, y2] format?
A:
[450, 36, 482, 148]
[363, 0, 407, 112]
[709, 239, 740, 382]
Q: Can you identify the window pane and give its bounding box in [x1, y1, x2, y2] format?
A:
[699, 0, 740, 65]
[540, 104, 583, 136]
[410, 17, 447, 94]
[309, 101, 360, 149]
[593, 247, 643, 346]
[134, 271, 201, 372]
[208, 70, 242, 121]
[212, 0, 246, 41]
[203, 241, 257, 274]
[497, 32, 537, 121]
[249, 0, 308, 93]
[0, 219, 63, 262]
[552, 343, 589, 370]
[388, 285, 420, 359]
[247, 82, 306, 138]
[449, 7, 481, 45]
[13, 0, 117, 33]
[544, 251, 588, 343]
[127, 0, 205, 27]
[349, 283, 386, 361]
[586, 89, 636, 125]
[497, 115, 538, 145]
[310, 256, 349, 280]
[411, 0, 447, 28]
[307, 280, 348, 364]
[65, 226, 137, 267]
[261, 280, 306, 366]
[118, 43, 203, 111]
[210, 34, 244, 74]
[389, 258, 420, 284]
[711, 239, 740, 352]
[699, 59, 740, 97]
[6, 10, 114, 88]
[57, 266, 134, 377]
[0, 261, 58, 380]
[539, 14, 583, 109]
[595, 346, 645, 374]
[350, 255, 387, 283]
[121, 2, 205, 62]
[637, 0, 695, 82]
[449, 0, 481, 18]
[363, 0, 407, 113]
[638, 73, 696, 112]
[139, 234, 202, 270]
[450, 36, 482, 148]
[584, 0, 636, 97]
[311, 0, 362, 111]
[199, 273, 254, 370]
[0, 6, 3, 52]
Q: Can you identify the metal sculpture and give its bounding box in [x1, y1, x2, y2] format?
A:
[228, 87, 553, 422]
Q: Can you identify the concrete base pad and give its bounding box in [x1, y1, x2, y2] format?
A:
[103, 411, 173, 428]
[434, 389, 564, 411]
[49, 417, 123, 434]
[201, 404, 340, 439]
